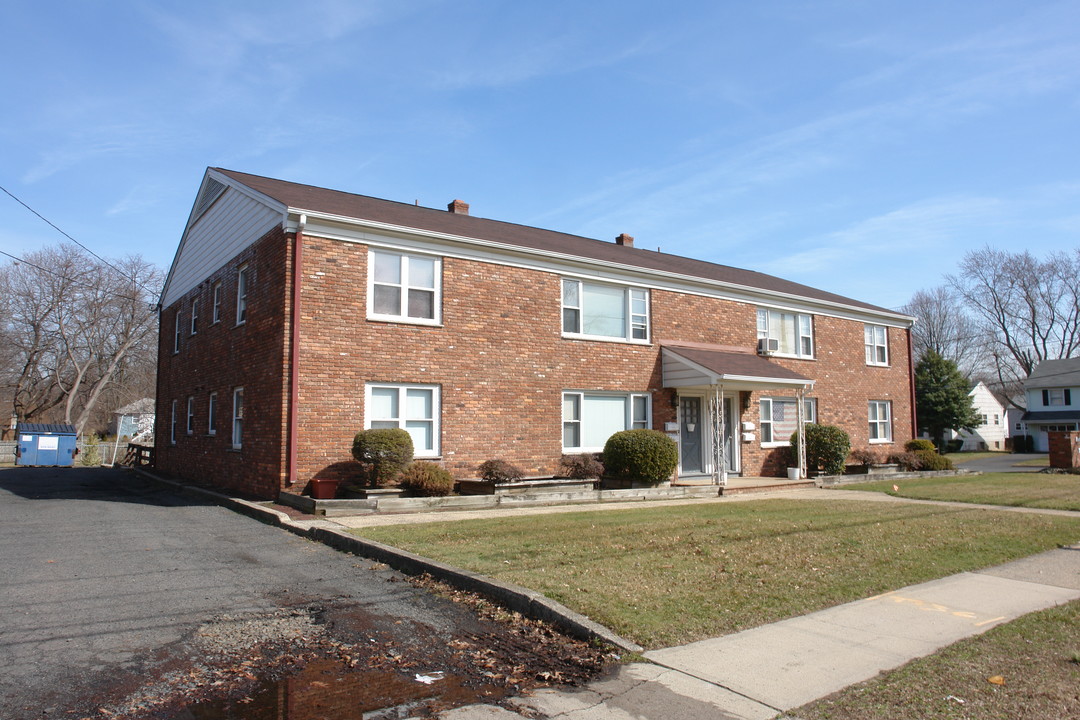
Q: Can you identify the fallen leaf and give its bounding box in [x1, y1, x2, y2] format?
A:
[988, 675, 1005, 686]
[892, 485, 899, 492]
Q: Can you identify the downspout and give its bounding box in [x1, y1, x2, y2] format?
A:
[286, 214, 306, 487]
[907, 327, 917, 438]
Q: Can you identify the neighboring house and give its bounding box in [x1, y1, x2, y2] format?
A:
[110, 398, 156, 441]
[155, 168, 917, 499]
[1021, 358, 1080, 452]
[1005, 395, 1028, 444]
[947, 382, 1008, 451]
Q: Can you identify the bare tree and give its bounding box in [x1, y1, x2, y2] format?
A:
[902, 286, 986, 375]
[0, 245, 161, 435]
[949, 246, 1080, 399]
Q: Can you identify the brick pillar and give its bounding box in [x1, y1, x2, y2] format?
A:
[1048, 431, 1080, 468]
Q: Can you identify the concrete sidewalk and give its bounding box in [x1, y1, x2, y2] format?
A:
[440, 541, 1080, 719]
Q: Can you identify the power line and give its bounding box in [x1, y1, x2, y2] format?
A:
[0, 183, 157, 296]
[0, 248, 149, 305]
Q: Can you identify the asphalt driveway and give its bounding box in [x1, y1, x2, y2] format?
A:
[0, 466, 599, 718]
[953, 452, 1047, 473]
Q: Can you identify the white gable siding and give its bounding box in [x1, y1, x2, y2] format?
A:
[951, 382, 1008, 450]
[161, 187, 282, 307]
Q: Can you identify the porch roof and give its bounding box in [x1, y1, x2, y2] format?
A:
[660, 340, 815, 391]
[1021, 410, 1080, 424]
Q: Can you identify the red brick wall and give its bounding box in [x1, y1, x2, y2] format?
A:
[154, 227, 290, 498]
[1048, 431, 1080, 468]
[293, 236, 914, 485]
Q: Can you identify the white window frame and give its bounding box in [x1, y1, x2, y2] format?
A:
[864, 324, 888, 366]
[561, 391, 651, 452]
[869, 400, 892, 443]
[232, 387, 244, 449]
[236, 265, 249, 326]
[757, 308, 814, 359]
[186, 396, 195, 435]
[364, 383, 441, 457]
[1044, 389, 1070, 407]
[561, 279, 650, 343]
[212, 281, 222, 324]
[173, 311, 181, 354]
[760, 396, 817, 447]
[367, 250, 442, 325]
[190, 299, 199, 336]
[208, 392, 217, 436]
[170, 399, 177, 445]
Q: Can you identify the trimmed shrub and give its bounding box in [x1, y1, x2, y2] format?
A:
[849, 448, 880, 467]
[889, 452, 925, 471]
[558, 454, 604, 480]
[905, 438, 936, 453]
[790, 423, 851, 476]
[398, 461, 455, 497]
[476, 459, 524, 483]
[915, 449, 954, 471]
[351, 428, 414, 487]
[602, 429, 678, 485]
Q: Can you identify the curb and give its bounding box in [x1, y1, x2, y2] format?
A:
[132, 468, 642, 653]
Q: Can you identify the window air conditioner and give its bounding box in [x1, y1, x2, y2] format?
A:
[758, 338, 779, 355]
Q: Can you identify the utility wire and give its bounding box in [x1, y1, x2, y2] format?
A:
[0, 183, 158, 296]
[0, 248, 149, 305]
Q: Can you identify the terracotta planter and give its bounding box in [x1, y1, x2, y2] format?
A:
[308, 478, 340, 499]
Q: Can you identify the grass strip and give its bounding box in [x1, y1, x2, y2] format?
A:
[793, 598, 1080, 719]
[353, 498, 1080, 648]
[844, 472, 1080, 512]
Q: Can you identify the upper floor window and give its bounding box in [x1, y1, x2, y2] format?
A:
[190, 299, 199, 336]
[1043, 389, 1072, 407]
[186, 396, 195, 435]
[760, 396, 816, 446]
[366, 383, 440, 456]
[212, 282, 222, 324]
[864, 324, 888, 366]
[170, 399, 177, 445]
[236, 265, 249, 325]
[757, 308, 813, 358]
[869, 400, 892, 443]
[368, 250, 441, 324]
[562, 391, 650, 452]
[561, 279, 649, 342]
[174, 312, 181, 354]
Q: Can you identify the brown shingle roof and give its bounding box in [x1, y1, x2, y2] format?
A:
[661, 341, 813, 384]
[215, 168, 903, 317]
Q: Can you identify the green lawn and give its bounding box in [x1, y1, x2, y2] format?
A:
[944, 451, 1008, 463]
[844, 472, 1080, 512]
[794, 598, 1080, 719]
[353, 498, 1080, 648]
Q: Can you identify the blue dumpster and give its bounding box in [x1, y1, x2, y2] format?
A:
[15, 423, 78, 467]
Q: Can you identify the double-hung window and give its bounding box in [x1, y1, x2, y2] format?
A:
[174, 312, 182, 354]
[170, 400, 177, 444]
[561, 279, 649, 342]
[212, 282, 222, 324]
[236, 265, 249, 325]
[869, 400, 892, 443]
[1043, 389, 1072, 407]
[562, 391, 650, 452]
[190, 299, 199, 335]
[864, 324, 888, 365]
[366, 383, 440, 456]
[369, 250, 440, 324]
[208, 392, 218, 435]
[232, 388, 244, 449]
[186, 396, 195, 435]
[757, 308, 813, 358]
[760, 397, 816, 446]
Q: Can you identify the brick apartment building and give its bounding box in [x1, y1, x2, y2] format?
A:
[155, 168, 916, 499]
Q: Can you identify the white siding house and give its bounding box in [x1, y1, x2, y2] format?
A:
[949, 381, 1008, 451]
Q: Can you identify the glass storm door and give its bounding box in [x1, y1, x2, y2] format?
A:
[680, 397, 704, 474]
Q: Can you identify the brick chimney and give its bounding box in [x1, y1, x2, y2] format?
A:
[447, 199, 470, 215]
[615, 233, 634, 248]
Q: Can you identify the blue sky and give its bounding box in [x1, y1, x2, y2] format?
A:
[3, 1, 1079, 310]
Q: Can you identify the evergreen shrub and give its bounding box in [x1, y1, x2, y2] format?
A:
[351, 428, 414, 487]
[398, 461, 455, 496]
[791, 423, 851, 476]
[602, 429, 678, 485]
